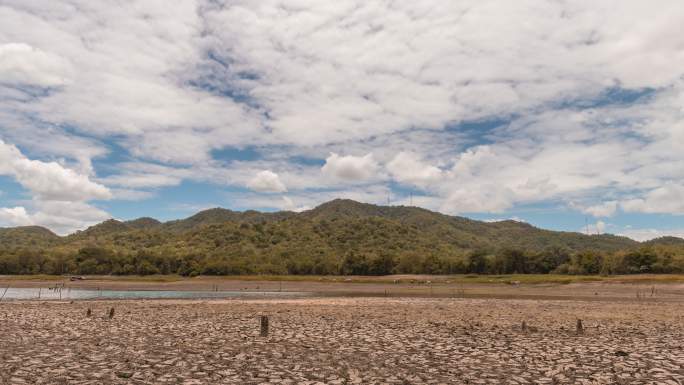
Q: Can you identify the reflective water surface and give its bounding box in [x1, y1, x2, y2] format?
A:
[0, 288, 310, 301]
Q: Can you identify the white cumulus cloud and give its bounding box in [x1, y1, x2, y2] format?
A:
[0, 139, 111, 234]
[0, 43, 72, 87]
[281, 196, 311, 212]
[246, 170, 287, 193]
[621, 184, 684, 215]
[387, 152, 443, 187]
[0, 206, 33, 227]
[322, 153, 380, 181]
[579, 221, 608, 236]
[618, 228, 684, 242]
[0, 140, 111, 201]
[583, 201, 619, 218]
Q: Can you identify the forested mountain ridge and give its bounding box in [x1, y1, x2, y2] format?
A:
[0, 199, 682, 275]
[0, 226, 60, 248]
[162, 208, 295, 232]
[302, 200, 638, 252]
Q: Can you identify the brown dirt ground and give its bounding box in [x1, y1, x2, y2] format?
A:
[1, 297, 683, 384]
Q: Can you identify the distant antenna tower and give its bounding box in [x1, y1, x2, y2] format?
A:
[585, 217, 589, 236]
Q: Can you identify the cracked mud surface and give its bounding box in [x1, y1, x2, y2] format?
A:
[1, 298, 683, 384]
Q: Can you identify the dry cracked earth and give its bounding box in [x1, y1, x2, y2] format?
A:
[1, 297, 683, 384]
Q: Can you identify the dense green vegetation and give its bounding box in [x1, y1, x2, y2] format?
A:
[1, 199, 683, 276]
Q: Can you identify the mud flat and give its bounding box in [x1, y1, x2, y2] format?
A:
[1, 297, 683, 384]
[3, 276, 684, 302]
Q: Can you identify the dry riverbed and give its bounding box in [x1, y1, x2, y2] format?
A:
[2, 297, 683, 384]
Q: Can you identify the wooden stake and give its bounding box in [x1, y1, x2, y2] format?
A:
[108, 307, 115, 319]
[260, 315, 269, 337]
[86, 308, 92, 317]
[576, 319, 583, 334]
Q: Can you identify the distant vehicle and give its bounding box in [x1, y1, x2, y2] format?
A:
[69, 276, 85, 281]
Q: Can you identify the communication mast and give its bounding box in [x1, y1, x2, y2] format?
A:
[585, 217, 589, 236]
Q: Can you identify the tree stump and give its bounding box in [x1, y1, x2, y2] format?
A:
[108, 307, 115, 319]
[522, 320, 527, 332]
[86, 308, 92, 317]
[576, 319, 583, 334]
[260, 315, 269, 337]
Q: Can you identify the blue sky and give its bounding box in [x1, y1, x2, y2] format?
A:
[1, 1, 684, 240]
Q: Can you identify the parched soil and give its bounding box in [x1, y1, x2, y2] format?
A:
[1, 297, 683, 384]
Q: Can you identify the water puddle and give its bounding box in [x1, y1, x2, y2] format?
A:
[0, 288, 310, 301]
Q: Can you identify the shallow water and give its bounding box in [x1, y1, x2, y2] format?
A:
[0, 287, 310, 301]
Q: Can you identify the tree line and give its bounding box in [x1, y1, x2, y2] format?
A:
[1, 244, 682, 276]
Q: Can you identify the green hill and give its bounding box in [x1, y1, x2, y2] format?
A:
[162, 208, 295, 232]
[0, 199, 681, 275]
[126, 217, 162, 229]
[644, 236, 684, 246]
[301, 199, 637, 252]
[0, 226, 60, 248]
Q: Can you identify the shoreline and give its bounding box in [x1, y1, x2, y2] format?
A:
[1, 274, 683, 302]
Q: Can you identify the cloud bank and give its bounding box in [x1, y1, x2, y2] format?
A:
[0, 140, 111, 234]
[0, 1, 683, 238]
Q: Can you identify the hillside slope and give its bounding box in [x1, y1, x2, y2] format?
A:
[300, 199, 637, 252]
[0, 199, 650, 253]
[0, 199, 680, 275]
[162, 208, 295, 232]
[0, 226, 60, 248]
